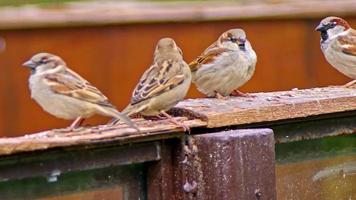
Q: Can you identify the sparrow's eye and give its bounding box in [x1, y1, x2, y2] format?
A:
[327, 22, 337, 29]
[229, 37, 237, 43]
[38, 58, 48, 64]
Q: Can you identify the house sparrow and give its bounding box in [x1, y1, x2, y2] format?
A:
[189, 28, 257, 99]
[23, 53, 139, 131]
[316, 16, 356, 87]
[119, 38, 192, 131]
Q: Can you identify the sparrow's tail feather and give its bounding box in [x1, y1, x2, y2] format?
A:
[100, 107, 140, 131]
[122, 103, 147, 117]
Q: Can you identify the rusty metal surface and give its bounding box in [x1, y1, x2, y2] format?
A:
[175, 129, 276, 200]
[0, 142, 161, 181]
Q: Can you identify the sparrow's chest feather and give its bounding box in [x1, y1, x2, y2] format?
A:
[323, 39, 356, 79]
[29, 75, 53, 101]
[203, 50, 256, 78]
[193, 49, 256, 96]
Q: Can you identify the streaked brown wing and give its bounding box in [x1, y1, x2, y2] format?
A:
[189, 43, 231, 72]
[44, 68, 114, 108]
[131, 59, 185, 105]
[338, 31, 356, 56]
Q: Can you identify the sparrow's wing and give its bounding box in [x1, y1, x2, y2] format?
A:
[131, 59, 186, 105]
[44, 68, 114, 108]
[338, 31, 356, 56]
[189, 43, 231, 72]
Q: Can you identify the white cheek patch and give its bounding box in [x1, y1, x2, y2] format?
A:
[225, 42, 239, 50]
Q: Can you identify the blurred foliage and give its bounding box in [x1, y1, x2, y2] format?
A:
[0, 0, 276, 7]
[0, 0, 85, 7]
[0, 164, 144, 199]
[276, 135, 356, 164]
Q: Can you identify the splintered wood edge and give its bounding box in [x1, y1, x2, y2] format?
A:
[177, 87, 356, 128]
[0, 118, 206, 156]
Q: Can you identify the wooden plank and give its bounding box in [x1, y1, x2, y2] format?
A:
[174, 129, 276, 199]
[146, 140, 176, 200]
[0, 86, 354, 157]
[0, 1, 356, 29]
[0, 118, 206, 156]
[273, 114, 356, 143]
[177, 87, 356, 128]
[0, 142, 160, 181]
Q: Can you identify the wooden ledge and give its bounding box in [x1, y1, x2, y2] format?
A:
[0, 0, 356, 29]
[177, 86, 356, 128]
[0, 86, 355, 156]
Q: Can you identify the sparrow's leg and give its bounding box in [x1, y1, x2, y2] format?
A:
[54, 117, 85, 133]
[70, 117, 85, 130]
[214, 92, 228, 100]
[230, 89, 255, 97]
[160, 111, 190, 133]
[343, 80, 356, 88]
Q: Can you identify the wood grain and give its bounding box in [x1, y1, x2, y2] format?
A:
[0, 86, 354, 156]
[177, 87, 356, 128]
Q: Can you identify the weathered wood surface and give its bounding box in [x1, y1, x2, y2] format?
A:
[0, 118, 206, 156]
[181, 129, 276, 199]
[177, 86, 356, 128]
[0, 0, 356, 29]
[0, 86, 354, 156]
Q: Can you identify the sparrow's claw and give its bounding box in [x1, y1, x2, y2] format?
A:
[215, 92, 228, 100]
[343, 80, 356, 88]
[69, 117, 85, 129]
[230, 90, 256, 97]
[160, 111, 190, 133]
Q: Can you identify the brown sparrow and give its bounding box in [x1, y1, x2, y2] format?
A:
[23, 53, 139, 131]
[316, 16, 356, 87]
[189, 28, 257, 99]
[120, 38, 192, 131]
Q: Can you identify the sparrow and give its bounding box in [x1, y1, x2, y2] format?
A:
[119, 38, 192, 131]
[23, 53, 139, 131]
[189, 28, 257, 99]
[316, 16, 356, 87]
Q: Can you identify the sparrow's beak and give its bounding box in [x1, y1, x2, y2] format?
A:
[237, 38, 246, 45]
[237, 38, 246, 51]
[22, 60, 36, 69]
[315, 23, 325, 32]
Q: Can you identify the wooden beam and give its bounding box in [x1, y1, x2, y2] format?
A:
[174, 129, 276, 199]
[0, 142, 161, 181]
[0, 118, 206, 156]
[177, 87, 356, 128]
[0, 86, 354, 156]
[0, 1, 356, 29]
